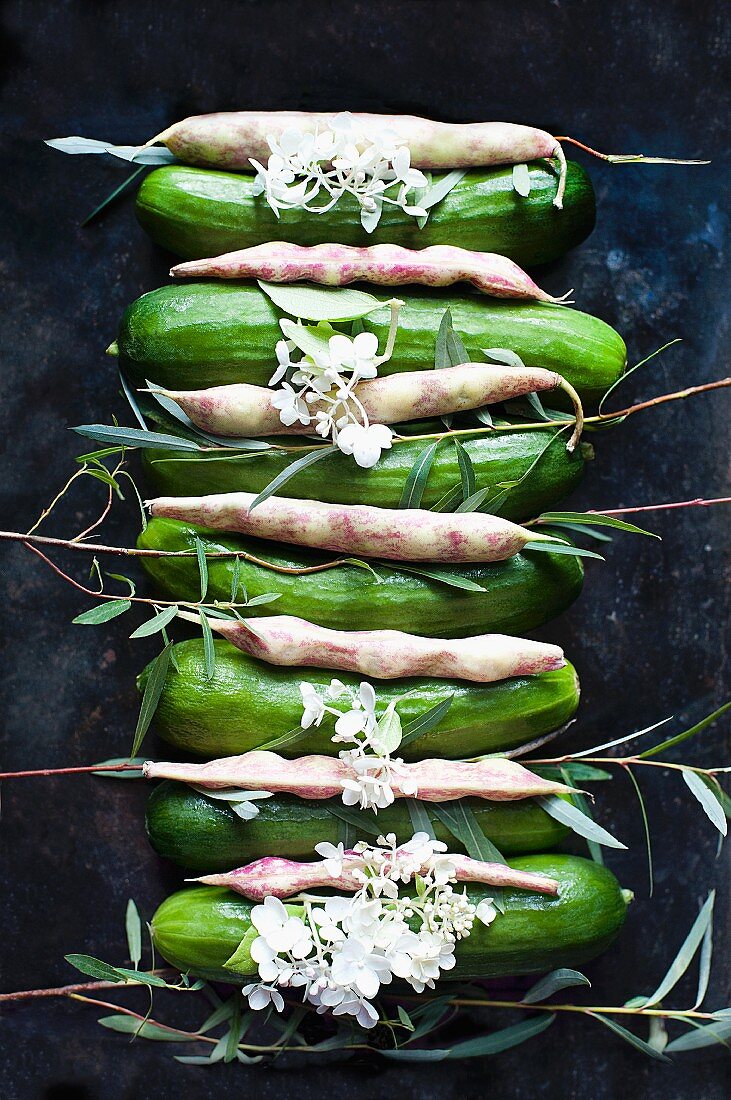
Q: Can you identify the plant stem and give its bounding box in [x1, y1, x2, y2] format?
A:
[588, 497, 731, 516]
[0, 763, 141, 780]
[447, 997, 716, 1019]
[0, 971, 175, 1004]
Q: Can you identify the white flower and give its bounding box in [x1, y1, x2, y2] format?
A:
[328, 331, 380, 379]
[330, 937, 392, 999]
[475, 898, 498, 926]
[314, 840, 347, 877]
[251, 896, 313, 957]
[271, 382, 311, 427]
[299, 681, 326, 729]
[332, 681, 378, 743]
[268, 338, 296, 385]
[392, 145, 428, 191]
[336, 422, 393, 468]
[243, 982, 285, 1012]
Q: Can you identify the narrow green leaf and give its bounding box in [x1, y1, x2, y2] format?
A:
[524, 541, 605, 561]
[535, 511, 659, 538]
[257, 725, 312, 752]
[391, 563, 486, 592]
[418, 169, 466, 211]
[626, 768, 654, 893]
[112, 967, 168, 988]
[200, 613, 216, 680]
[118, 369, 148, 429]
[382, 1048, 451, 1062]
[65, 954, 122, 983]
[444, 1014, 555, 1058]
[400, 695, 454, 747]
[250, 446, 336, 509]
[454, 486, 494, 513]
[682, 769, 727, 834]
[397, 1005, 416, 1031]
[197, 998, 237, 1035]
[598, 339, 682, 415]
[548, 521, 613, 543]
[430, 802, 507, 864]
[639, 702, 731, 759]
[82, 165, 147, 226]
[694, 901, 714, 1009]
[446, 327, 469, 367]
[561, 766, 604, 866]
[642, 892, 716, 1007]
[73, 599, 131, 625]
[664, 1018, 731, 1052]
[258, 280, 381, 321]
[244, 592, 282, 607]
[129, 605, 179, 639]
[452, 438, 476, 501]
[434, 310, 452, 370]
[131, 642, 172, 757]
[230, 556, 243, 603]
[326, 804, 383, 837]
[406, 798, 436, 839]
[588, 1013, 671, 1061]
[559, 763, 613, 782]
[72, 424, 201, 451]
[537, 795, 627, 849]
[98, 1016, 189, 1042]
[194, 536, 209, 601]
[398, 439, 443, 509]
[125, 900, 142, 968]
[522, 969, 590, 1004]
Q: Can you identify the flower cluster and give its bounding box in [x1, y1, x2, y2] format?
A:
[250, 112, 429, 231]
[300, 678, 415, 810]
[268, 311, 400, 468]
[241, 832, 498, 1028]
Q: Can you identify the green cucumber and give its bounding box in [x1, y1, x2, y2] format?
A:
[138, 517, 584, 638]
[139, 639, 580, 760]
[146, 783, 570, 872]
[136, 162, 595, 268]
[151, 856, 629, 982]
[116, 281, 626, 407]
[141, 428, 588, 523]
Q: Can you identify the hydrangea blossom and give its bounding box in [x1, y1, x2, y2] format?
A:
[267, 319, 399, 468]
[250, 112, 428, 231]
[297, 678, 415, 811]
[240, 832, 500, 1029]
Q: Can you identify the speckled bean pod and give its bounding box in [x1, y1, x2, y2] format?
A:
[195, 852, 559, 899]
[143, 751, 576, 803]
[146, 491, 556, 563]
[170, 243, 568, 302]
[198, 614, 565, 682]
[159, 362, 583, 448]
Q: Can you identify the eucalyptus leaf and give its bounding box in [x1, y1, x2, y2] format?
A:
[430, 801, 507, 864]
[639, 701, 731, 759]
[72, 423, 202, 452]
[390, 563, 487, 592]
[258, 280, 381, 321]
[399, 439, 443, 508]
[125, 900, 142, 968]
[244, 592, 282, 608]
[549, 521, 613, 543]
[45, 137, 177, 164]
[418, 169, 467, 211]
[588, 1013, 671, 1061]
[454, 486, 494, 513]
[382, 1048, 451, 1062]
[250, 445, 336, 508]
[483, 347, 526, 369]
[625, 768, 653, 892]
[129, 605, 179, 639]
[65, 954, 123, 983]
[535, 511, 659, 539]
[326, 804, 383, 837]
[537, 795, 627, 849]
[131, 642, 172, 757]
[598, 339, 682, 415]
[682, 770, 727, 834]
[397, 1005, 416, 1031]
[82, 165, 148, 226]
[200, 613, 216, 680]
[443, 1014, 555, 1058]
[193, 536, 209, 601]
[522, 968, 590, 1004]
[400, 695, 454, 747]
[98, 1016, 189, 1042]
[452, 438, 476, 501]
[664, 1018, 731, 1052]
[73, 599, 131, 625]
[119, 370, 148, 430]
[112, 967, 168, 988]
[406, 798, 436, 839]
[524, 540, 605, 561]
[434, 310, 452, 370]
[641, 891, 716, 1007]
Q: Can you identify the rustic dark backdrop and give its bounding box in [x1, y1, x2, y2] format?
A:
[1, 1, 729, 1097]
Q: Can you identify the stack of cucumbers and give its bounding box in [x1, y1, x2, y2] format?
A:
[118, 112, 630, 991]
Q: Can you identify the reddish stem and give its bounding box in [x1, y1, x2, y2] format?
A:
[0, 763, 139, 780]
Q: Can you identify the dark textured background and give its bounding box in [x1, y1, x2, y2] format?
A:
[1, 1, 729, 1097]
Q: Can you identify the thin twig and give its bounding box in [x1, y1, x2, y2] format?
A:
[0, 972, 174, 1004]
[0, 763, 139, 780]
[588, 497, 731, 516]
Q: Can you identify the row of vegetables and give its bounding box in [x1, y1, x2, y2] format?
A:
[54, 112, 662, 1030]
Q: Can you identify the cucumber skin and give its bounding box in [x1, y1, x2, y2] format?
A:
[136, 161, 595, 268]
[119, 281, 625, 407]
[138, 518, 584, 639]
[140, 639, 580, 760]
[141, 428, 586, 523]
[146, 783, 569, 872]
[151, 856, 628, 983]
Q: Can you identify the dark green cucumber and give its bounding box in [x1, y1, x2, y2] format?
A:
[146, 783, 570, 872]
[136, 161, 596, 267]
[139, 638, 580, 760]
[138, 517, 584, 638]
[151, 856, 629, 982]
[140, 428, 587, 523]
[116, 281, 626, 407]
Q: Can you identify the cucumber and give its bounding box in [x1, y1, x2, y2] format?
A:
[138, 517, 584, 638]
[151, 856, 629, 982]
[146, 782, 570, 872]
[136, 162, 595, 268]
[116, 282, 626, 407]
[141, 428, 588, 523]
[139, 639, 580, 760]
